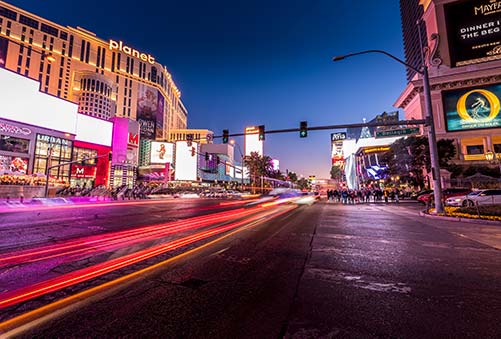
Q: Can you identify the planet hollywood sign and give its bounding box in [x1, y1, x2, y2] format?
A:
[0, 122, 32, 136]
[109, 40, 155, 65]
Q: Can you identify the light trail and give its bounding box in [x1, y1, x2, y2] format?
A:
[0, 206, 260, 267]
[0, 204, 297, 336]
[0, 205, 295, 310]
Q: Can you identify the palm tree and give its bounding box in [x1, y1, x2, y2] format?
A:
[244, 152, 273, 193]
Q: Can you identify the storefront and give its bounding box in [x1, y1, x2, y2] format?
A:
[0, 118, 74, 183]
[71, 140, 111, 188]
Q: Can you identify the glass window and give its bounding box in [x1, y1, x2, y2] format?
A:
[19, 14, 39, 29]
[0, 135, 30, 153]
[466, 145, 484, 155]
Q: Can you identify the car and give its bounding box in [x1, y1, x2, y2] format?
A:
[410, 189, 433, 200]
[446, 189, 501, 207]
[418, 188, 471, 205]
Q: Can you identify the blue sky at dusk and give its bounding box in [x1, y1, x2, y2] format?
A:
[7, 0, 406, 178]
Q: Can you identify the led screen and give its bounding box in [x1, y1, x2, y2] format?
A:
[75, 114, 112, 146]
[174, 141, 198, 181]
[0, 155, 28, 174]
[244, 126, 263, 156]
[150, 142, 174, 164]
[445, 0, 501, 67]
[0, 68, 78, 134]
[443, 83, 501, 131]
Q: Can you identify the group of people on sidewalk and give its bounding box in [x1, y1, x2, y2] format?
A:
[326, 187, 401, 204]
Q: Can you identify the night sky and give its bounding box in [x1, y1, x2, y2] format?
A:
[7, 0, 406, 178]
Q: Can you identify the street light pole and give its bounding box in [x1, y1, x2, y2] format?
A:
[230, 140, 245, 190]
[333, 49, 444, 213]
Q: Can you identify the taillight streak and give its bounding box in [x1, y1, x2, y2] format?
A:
[0, 205, 295, 309]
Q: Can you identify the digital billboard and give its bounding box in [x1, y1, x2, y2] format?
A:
[244, 126, 263, 156]
[0, 155, 28, 174]
[443, 83, 501, 131]
[111, 117, 140, 166]
[174, 141, 198, 181]
[136, 83, 157, 139]
[150, 142, 174, 164]
[445, 0, 501, 67]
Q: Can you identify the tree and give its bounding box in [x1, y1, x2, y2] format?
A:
[244, 152, 273, 192]
[330, 165, 343, 181]
[287, 171, 298, 183]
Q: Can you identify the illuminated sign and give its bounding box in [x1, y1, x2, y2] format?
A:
[71, 165, 97, 178]
[109, 40, 155, 64]
[445, 0, 501, 67]
[443, 83, 501, 131]
[0, 122, 31, 136]
[363, 146, 391, 154]
[128, 133, 139, 147]
[244, 126, 263, 156]
[174, 141, 198, 181]
[331, 132, 347, 141]
[150, 142, 174, 164]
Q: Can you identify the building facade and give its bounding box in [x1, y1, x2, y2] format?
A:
[0, 1, 187, 141]
[395, 0, 501, 169]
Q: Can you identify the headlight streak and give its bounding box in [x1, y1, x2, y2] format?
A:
[0, 204, 297, 336]
[0, 205, 295, 310]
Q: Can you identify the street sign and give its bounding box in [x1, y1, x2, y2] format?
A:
[375, 127, 420, 138]
[331, 132, 347, 141]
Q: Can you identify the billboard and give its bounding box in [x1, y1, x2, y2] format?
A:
[445, 0, 501, 67]
[244, 126, 263, 156]
[136, 84, 157, 139]
[443, 83, 501, 131]
[0, 155, 28, 174]
[174, 141, 198, 181]
[0, 36, 8, 68]
[156, 94, 165, 140]
[331, 141, 345, 167]
[111, 117, 140, 166]
[150, 142, 174, 164]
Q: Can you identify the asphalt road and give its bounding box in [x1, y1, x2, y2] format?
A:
[1, 200, 501, 338]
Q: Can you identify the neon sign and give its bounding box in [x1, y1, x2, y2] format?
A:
[109, 40, 155, 64]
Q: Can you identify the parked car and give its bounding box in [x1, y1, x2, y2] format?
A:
[446, 189, 501, 207]
[418, 188, 471, 205]
[410, 189, 433, 200]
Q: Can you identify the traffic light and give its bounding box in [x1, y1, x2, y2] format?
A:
[222, 129, 229, 144]
[186, 133, 193, 147]
[205, 152, 209, 161]
[300, 121, 308, 138]
[191, 147, 195, 157]
[108, 152, 113, 161]
[258, 125, 265, 141]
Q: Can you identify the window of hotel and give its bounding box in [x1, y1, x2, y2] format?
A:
[60, 31, 67, 40]
[493, 144, 501, 154]
[466, 145, 484, 155]
[0, 135, 30, 153]
[0, 6, 17, 20]
[19, 15, 39, 29]
[41, 23, 58, 37]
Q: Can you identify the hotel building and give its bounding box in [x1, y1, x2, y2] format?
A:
[395, 0, 501, 171]
[0, 1, 187, 139]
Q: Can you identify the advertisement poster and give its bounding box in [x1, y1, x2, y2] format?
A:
[0, 155, 28, 174]
[445, 0, 501, 67]
[0, 36, 8, 68]
[136, 84, 157, 139]
[150, 141, 174, 164]
[443, 83, 501, 131]
[156, 93, 164, 140]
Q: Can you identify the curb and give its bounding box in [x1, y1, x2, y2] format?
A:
[419, 210, 501, 226]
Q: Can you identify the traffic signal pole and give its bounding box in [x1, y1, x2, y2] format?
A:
[217, 119, 426, 139]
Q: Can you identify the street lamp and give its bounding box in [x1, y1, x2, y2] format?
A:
[333, 49, 444, 213]
[230, 139, 245, 190]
